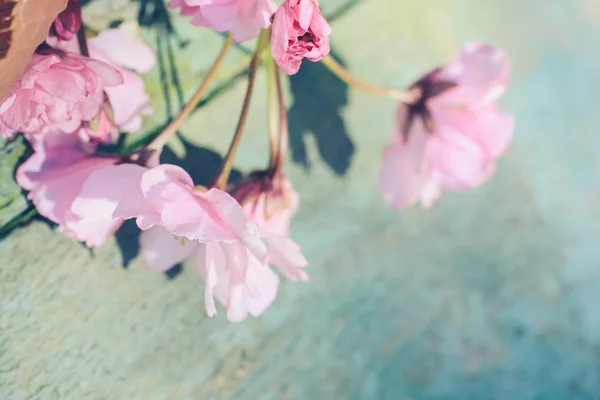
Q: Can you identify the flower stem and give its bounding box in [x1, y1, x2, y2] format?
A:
[146, 34, 233, 151]
[273, 66, 288, 175]
[266, 54, 279, 169]
[213, 31, 266, 189]
[320, 55, 419, 102]
[76, 20, 90, 57]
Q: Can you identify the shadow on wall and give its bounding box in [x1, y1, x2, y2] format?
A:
[288, 48, 355, 175]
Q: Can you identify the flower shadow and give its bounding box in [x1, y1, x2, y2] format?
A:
[287, 48, 355, 175]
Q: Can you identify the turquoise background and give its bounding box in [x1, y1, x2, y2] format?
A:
[1, 0, 600, 398]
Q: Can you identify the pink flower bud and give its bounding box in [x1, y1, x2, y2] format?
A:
[50, 0, 82, 41]
[271, 0, 332, 75]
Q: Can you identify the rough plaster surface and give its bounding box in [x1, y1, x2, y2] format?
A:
[2, 1, 600, 399]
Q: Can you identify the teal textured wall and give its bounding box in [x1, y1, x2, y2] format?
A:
[1, 0, 600, 398]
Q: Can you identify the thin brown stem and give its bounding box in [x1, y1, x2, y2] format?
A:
[266, 56, 279, 168]
[320, 55, 419, 103]
[213, 31, 266, 189]
[273, 66, 288, 175]
[146, 34, 233, 151]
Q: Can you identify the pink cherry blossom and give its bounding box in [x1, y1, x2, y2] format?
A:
[271, 0, 331, 75]
[115, 164, 281, 322]
[379, 42, 515, 209]
[48, 28, 156, 140]
[169, 0, 276, 43]
[16, 134, 146, 247]
[139, 226, 279, 322]
[233, 172, 309, 281]
[50, 0, 82, 41]
[0, 52, 122, 138]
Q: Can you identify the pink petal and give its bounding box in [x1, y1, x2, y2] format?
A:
[435, 42, 510, 108]
[237, 253, 279, 320]
[193, 241, 228, 318]
[378, 107, 432, 209]
[140, 226, 198, 272]
[296, 0, 314, 31]
[90, 29, 156, 74]
[70, 163, 146, 218]
[104, 69, 152, 132]
[264, 233, 309, 281]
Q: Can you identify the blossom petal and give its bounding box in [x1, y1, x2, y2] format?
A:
[140, 226, 197, 272]
[90, 29, 156, 74]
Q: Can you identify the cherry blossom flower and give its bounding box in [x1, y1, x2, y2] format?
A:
[139, 226, 279, 323]
[271, 0, 331, 75]
[379, 42, 514, 209]
[168, 0, 276, 43]
[48, 27, 156, 141]
[49, 0, 82, 41]
[0, 52, 122, 138]
[114, 164, 279, 322]
[16, 133, 146, 247]
[233, 171, 309, 281]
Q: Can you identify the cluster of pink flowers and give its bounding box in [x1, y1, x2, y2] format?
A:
[1, 0, 515, 322]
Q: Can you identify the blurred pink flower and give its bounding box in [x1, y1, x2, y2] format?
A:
[271, 0, 331, 75]
[379, 42, 515, 209]
[114, 165, 279, 322]
[233, 171, 309, 281]
[16, 135, 146, 247]
[169, 0, 276, 43]
[50, 0, 82, 41]
[48, 28, 156, 140]
[0, 53, 122, 138]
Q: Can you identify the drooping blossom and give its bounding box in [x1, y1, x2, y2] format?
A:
[16, 132, 147, 247]
[271, 0, 331, 75]
[379, 42, 514, 209]
[49, 0, 82, 41]
[114, 165, 279, 322]
[48, 27, 156, 141]
[139, 226, 279, 323]
[0, 52, 122, 138]
[233, 171, 309, 281]
[168, 0, 276, 43]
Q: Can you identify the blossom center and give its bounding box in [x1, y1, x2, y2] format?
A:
[297, 32, 313, 43]
[402, 75, 457, 139]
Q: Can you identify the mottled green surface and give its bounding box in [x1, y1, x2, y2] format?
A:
[2, 1, 600, 399]
[0, 137, 30, 232]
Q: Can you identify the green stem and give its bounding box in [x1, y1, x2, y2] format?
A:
[146, 34, 233, 151]
[265, 55, 278, 169]
[320, 55, 419, 102]
[273, 66, 288, 175]
[213, 30, 266, 189]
